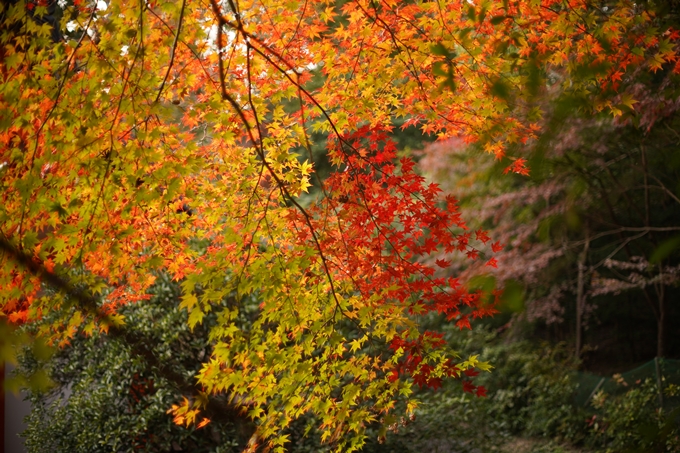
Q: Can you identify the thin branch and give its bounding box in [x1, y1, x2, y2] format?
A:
[0, 236, 248, 424]
[155, 0, 187, 103]
[590, 231, 649, 271]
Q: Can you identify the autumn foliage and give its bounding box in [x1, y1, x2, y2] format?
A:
[1, 0, 678, 450]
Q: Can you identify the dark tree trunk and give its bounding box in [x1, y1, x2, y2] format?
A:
[657, 285, 666, 358]
[575, 232, 589, 361]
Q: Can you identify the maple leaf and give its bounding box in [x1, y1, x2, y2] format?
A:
[503, 157, 530, 176]
[456, 317, 472, 330]
[464, 369, 480, 378]
[427, 377, 443, 390]
[196, 418, 211, 429]
[462, 380, 476, 394]
[475, 229, 491, 244]
[466, 249, 480, 260]
[435, 258, 451, 268]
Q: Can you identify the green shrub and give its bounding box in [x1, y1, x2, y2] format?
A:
[588, 379, 680, 453]
[17, 274, 252, 453]
[360, 321, 680, 453]
[359, 325, 589, 453]
[18, 292, 678, 453]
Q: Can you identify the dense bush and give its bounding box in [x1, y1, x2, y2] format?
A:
[356, 325, 587, 453]
[17, 274, 252, 453]
[17, 291, 679, 453]
[363, 324, 679, 453]
[588, 379, 680, 453]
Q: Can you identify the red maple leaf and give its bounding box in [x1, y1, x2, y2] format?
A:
[435, 258, 451, 268]
[475, 229, 491, 244]
[503, 157, 530, 176]
[466, 249, 479, 260]
[456, 317, 471, 330]
[427, 377, 442, 390]
[464, 369, 479, 378]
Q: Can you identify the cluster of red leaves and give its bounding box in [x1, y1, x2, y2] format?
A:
[26, 0, 48, 11]
[285, 126, 500, 389]
[387, 334, 486, 396]
[503, 158, 530, 176]
[388, 333, 449, 390]
[319, 126, 498, 318]
[2, 268, 41, 324]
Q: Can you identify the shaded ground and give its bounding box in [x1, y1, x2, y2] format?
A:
[501, 438, 588, 453]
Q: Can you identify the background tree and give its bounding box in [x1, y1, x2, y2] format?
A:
[419, 61, 680, 366]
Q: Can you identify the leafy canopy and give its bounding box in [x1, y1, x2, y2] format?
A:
[1, 0, 677, 450]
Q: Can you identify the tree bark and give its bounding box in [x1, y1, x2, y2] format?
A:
[657, 281, 666, 358]
[575, 231, 590, 361]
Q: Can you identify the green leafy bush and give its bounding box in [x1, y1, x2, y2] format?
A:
[366, 322, 680, 453]
[17, 288, 679, 453]
[588, 379, 680, 453]
[17, 274, 252, 453]
[359, 325, 589, 452]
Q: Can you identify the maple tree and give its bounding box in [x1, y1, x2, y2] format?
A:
[1, 0, 679, 450]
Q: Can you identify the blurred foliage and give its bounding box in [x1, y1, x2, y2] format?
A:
[589, 379, 680, 453]
[354, 325, 587, 453]
[362, 325, 680, 453]
[420, 69, 680, 364]
[15, 281, 680, 453]
[16, 273, 253, 453]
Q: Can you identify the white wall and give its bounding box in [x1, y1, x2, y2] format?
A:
[4, 364, 30, 453]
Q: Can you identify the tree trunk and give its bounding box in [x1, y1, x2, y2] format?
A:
[657, 283, 666, 358]
[575, 232, 590, 361]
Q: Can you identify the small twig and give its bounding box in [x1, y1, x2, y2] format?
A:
[155, 0, 187, 103]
